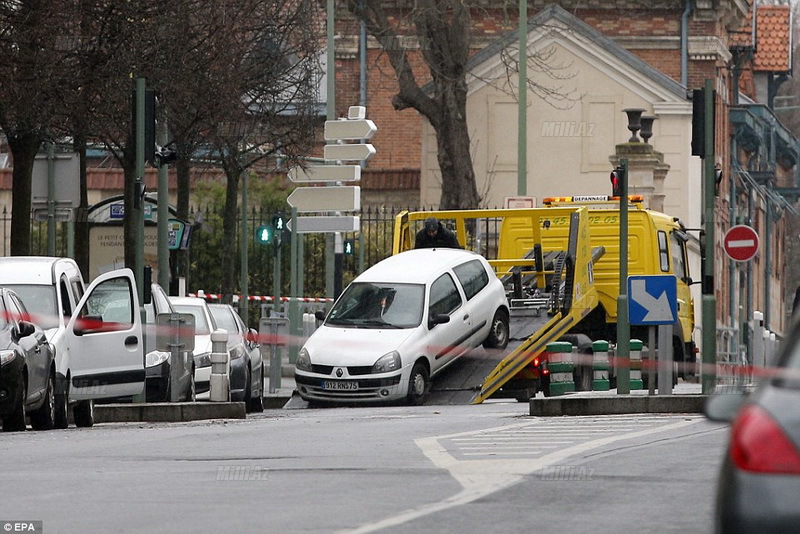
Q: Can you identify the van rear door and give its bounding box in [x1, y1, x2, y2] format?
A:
[66, 269, 145, 400]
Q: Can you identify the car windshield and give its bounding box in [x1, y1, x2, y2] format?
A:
[209, 307, 239, 335]
[2, 284, 59, 329]
[173, 304, 212, 335]
[325, 282, 424, 329]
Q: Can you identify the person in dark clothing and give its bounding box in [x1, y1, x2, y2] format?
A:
[414, 217, 461, 249]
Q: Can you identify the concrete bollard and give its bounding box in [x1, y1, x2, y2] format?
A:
[629, 339, 644, 390]
[546, 341, 575, 396]
[209, 329, 230, 402]
[591, 340, 610, 391]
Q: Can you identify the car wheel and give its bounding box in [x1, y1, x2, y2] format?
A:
[3, 372, 27, 432]
[482, 309, 510, 349]
[54, 381, 69, 429]
[73, 400, 94, 428]
[247, 366, 264, 413]
[30, 372, 55, 431]
[244, 368, 254, 413]
[407, 362, 429, 406]
[185, 368, 196, 402]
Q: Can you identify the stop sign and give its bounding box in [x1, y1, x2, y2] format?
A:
[724, 225, 759, 262]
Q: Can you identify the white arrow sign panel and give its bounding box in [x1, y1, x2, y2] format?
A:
[287, 216, 360, 234]
[630, 278, 675, 323]
[288, 165, 361, 183]
[287, 186, 361, 213]
[324, 119, 377, 141]
[324, 143, 376, 162]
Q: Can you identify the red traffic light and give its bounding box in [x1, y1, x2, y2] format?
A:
[610, 166, 624, 197]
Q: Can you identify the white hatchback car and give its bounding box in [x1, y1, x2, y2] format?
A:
[295, 248, 510, 405]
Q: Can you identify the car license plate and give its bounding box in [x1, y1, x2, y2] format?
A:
[323, 381, 358, 391]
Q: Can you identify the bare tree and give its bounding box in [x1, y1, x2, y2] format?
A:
[345, 0, 479, 209]
[0, 1, 69, 254]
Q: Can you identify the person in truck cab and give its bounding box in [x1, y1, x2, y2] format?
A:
[414, 217, 461, 249]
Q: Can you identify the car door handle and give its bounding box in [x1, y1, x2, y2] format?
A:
[463, 314, 469, 320]
[124, 335, 139, 348]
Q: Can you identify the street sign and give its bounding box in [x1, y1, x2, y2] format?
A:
[287, 216, 360, 234]
[723, 225, 759, 262]
[288, 165, 361, 183]
[628, 275, 677, 325]
[287, 186, 361, 213]
[324, 143, 376, 162]
[324, 118, 377, 141]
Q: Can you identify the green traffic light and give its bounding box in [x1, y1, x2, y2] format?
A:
[256, 225, 272, 244]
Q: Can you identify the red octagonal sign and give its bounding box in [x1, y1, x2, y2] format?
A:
[724, 225, 759, 262]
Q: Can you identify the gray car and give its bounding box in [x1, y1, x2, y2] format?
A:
[207, 304, 264, 413]
[705, 322, 800, 532]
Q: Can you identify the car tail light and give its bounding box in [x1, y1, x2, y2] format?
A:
[730, 405, 800, 474]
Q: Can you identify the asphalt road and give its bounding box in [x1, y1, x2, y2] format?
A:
[0, 402, 728, 534]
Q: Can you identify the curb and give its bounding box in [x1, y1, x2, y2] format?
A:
[529, 394, 709, 416]
[94, 402, 246, 423]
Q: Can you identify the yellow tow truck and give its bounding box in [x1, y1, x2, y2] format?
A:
[392, 196, 696, 403]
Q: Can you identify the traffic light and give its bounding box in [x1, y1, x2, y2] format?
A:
[343, 238, 355, 255]
[691, 88, 705, 158]
[610, 166, 624, 197]
[256, 224, 272, 244]
[272, 213, 286, 233]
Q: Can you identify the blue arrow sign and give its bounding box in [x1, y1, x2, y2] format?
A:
[628, 275, 678, 325]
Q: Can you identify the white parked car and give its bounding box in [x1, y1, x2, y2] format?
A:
[295, 248, 510, 405]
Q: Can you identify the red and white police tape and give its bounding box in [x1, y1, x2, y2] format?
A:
[189, 291, 333, 303]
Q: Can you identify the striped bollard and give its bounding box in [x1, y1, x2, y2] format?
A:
[591, 340, 610, 391]
[546, 341, 575, 396]
[629, 339, 644, 390]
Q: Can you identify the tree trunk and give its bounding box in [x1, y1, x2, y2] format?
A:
[221, 159, 241, 303]
[7, 132, 41, 256]
[432, 88, 479, 210]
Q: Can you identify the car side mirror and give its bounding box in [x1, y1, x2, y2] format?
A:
[428, 313, 450, 328]
[315, 310, 327, 322]
[12, 320, 35, 342]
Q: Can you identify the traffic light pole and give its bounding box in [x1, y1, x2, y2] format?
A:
[701, 78, 717, 393]
[616, 159, 631, 394]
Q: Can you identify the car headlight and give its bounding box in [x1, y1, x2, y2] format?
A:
[296, 348, 312, 372]
[194, 351, 212, 368]
[146, 351, 169, 368]
[373, 351, 401, 373]
[0, 350, 16, 366]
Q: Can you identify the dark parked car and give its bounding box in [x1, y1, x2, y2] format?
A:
[705, 321, 800, 533]
[0, 288, 56, 432]
[207, 303, 264, 412]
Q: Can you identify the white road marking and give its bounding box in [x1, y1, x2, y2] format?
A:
[342, 416, 702, 533]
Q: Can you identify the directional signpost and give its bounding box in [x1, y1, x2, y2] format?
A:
[287, 186, 361, 213]
[723, 225, 759, 262]
[628, 275, 678, 395]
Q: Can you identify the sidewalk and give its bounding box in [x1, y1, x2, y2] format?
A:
[528, 381, 708, 416]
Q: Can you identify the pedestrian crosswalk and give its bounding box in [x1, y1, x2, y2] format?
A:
[438, 414, 702, 460]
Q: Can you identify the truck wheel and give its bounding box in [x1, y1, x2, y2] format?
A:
[407, 362, 429, 406]
[30, 373, 55, 431]
[73, 400, 94, 428]
[3, 373, 27, 432]
[483, 309, 509, 349]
